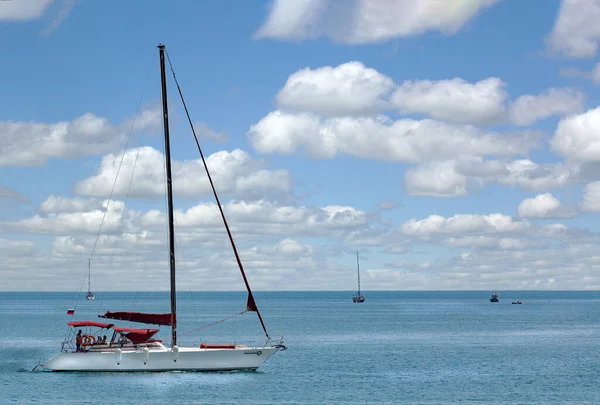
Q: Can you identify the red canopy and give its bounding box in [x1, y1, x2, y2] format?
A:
[99, 311, 172, 326]
[113, 327, 159, 344]
[67, 321, 114, 328]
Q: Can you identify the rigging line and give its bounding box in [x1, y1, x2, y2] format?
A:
[90, 50, 156, 261]
[72, 261, 89, 311]
[164, 49, 270, 339]
[96, 50, 157, 310]
[168, 310, 247, 341]
[104, 103, 149, 312]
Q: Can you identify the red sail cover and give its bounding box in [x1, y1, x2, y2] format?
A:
[99, 311, 172, 326]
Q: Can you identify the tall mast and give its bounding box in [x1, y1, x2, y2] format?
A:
[158, 44, 177, 347]
[88, 258, 91, 292]
[356, 251, 361, 295]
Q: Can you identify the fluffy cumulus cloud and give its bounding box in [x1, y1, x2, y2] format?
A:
[0, 107, 160, 167]
[547, 0, 600, 58]
[275, 62, 395, 116]
[551, 107, 600, 161]
[404, 157, 583, 197]
[0, 196, 372, 290]
[255, 0, 498, 44]
[248, 111, 538, 162]
[271, 62, 583, 126]
[3, 193, 600, 290]
[404, 161, 470, 197]
[370, 211, 600, 290]
[507, 88, 584, 126]
[517, 193, 578, 219]
[391, 77, 507, 124]
[75, 147, 293, 202]
[400, 213, 531, 237]
[582, 182, 600, 212]
[5, 197, 369, 239]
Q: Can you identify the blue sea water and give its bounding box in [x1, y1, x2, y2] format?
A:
[1, 290, 600, 404]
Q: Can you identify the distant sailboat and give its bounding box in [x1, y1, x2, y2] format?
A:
[352, 251, 365, 303]
[489, 292, 499, 302]
[86, 258, 95, 301]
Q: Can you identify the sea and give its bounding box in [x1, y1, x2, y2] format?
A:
[1, 290, 599, 404]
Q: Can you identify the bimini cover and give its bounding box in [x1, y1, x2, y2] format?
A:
[112, 327, 159, 344]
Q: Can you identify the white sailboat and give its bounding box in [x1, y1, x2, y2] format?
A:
[352, 251, 365, 303]
[43, 44, 286, 372]
[85, 258, 95, 301]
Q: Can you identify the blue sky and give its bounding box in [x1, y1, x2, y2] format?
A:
[2, 0, 600, 291]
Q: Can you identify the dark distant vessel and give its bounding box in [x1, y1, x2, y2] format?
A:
[352, 251, 365, 303]
[489, 293, 499, 302]
[512, 300, 522, 304]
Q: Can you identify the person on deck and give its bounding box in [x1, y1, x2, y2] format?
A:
[75, 330, 82, 352]
[101, 336, 107, 345]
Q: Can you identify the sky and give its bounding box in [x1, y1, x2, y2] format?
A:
[1, 0, 600, 292]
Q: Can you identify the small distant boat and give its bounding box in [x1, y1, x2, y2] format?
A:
[85, 258, 96, 300]
[489, 293, 499, 302]
[511, 301, 522, 305]
[352, 251, 365, 303]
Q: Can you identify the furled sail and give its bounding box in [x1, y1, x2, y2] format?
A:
[99, 311, 172, 326]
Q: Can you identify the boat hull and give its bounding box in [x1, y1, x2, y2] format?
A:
[42, 346, 280, 372]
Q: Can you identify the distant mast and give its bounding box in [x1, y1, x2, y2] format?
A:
[352, 251, 365, 303]
[356, 251, 361, 296]
[86, 258, 95, 300]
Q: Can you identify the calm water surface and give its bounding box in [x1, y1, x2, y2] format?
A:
[1, 291, 599, 404]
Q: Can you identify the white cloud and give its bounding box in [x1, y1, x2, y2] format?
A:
[551, 107, 600, 161]
[248, 111, 538, 162]
[403, 158, 577, 197]
[497, 160, 576, 191]
[7, 200, 126, 235]
[393, 79, 582, 125]
[0, 238, 36, 256]
[404, 160, 469, 197]
[3, 194, 600, 291]
[547, 0, 600, 58]
[269, 62, 582, 126]
[444, 236, 545, 250]
[40, 195, 100, 213]
[391, 77, 507, 124]
[0, 0, 53, 20]
[255, 0, 498, 44]
[275, 62, 395, 116]
[5, 197, 369, 240]
[0, 197, 372, 291]
[582, 182, 600, 212]
[400, 213, 531, 237]
[75, 147, 293, 202]
[0, 107, 160, 167]
[507, 88, 584, 126]
[517, 193, 578, 219]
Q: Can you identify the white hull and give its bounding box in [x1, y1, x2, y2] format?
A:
[43, 344, 280, 372]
